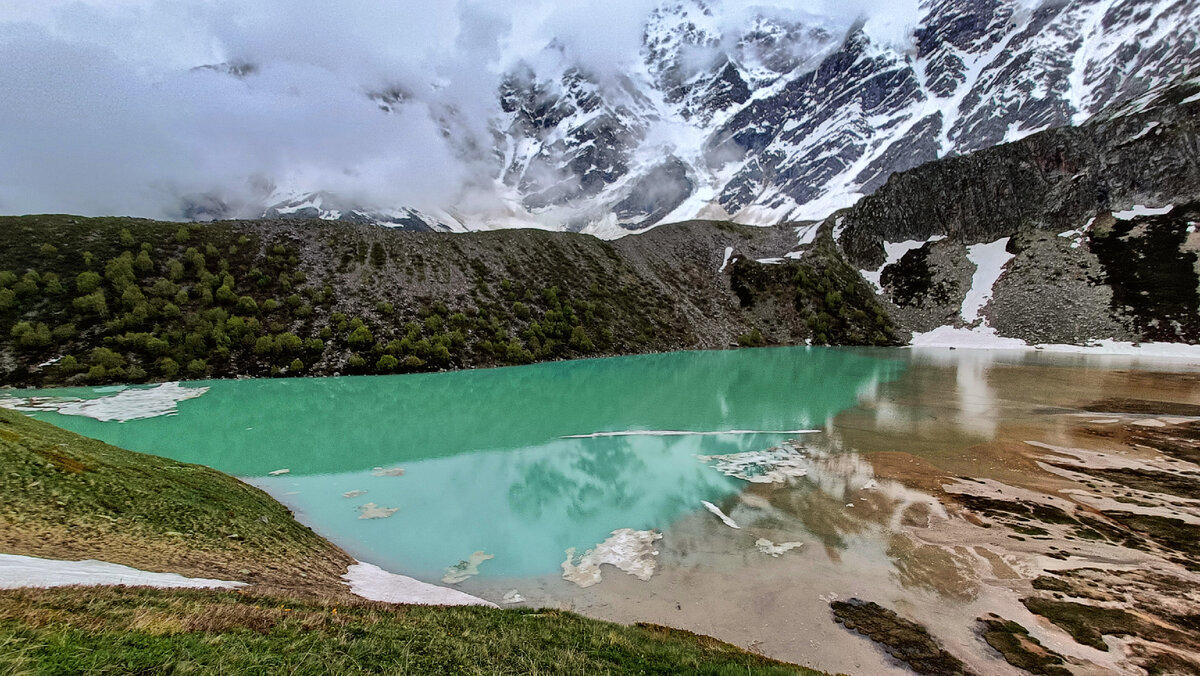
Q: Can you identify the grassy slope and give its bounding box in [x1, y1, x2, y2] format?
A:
[0, 406, 353, 593]
[0, 409, 827, 674]
[0, 587, 819, 675]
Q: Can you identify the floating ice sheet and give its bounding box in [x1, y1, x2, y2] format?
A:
[0, 382, 208, 422]
[701, 501, 740, 529]
[698, 444, 810, 483]
[442, 551, 493, 584]
[561, 529, 662, 588]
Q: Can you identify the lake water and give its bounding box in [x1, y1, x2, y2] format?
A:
[9, 346, 1200, 675]
[8, 347, 903, 579]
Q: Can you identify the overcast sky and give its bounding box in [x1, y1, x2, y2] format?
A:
[0, 0, 921, 220]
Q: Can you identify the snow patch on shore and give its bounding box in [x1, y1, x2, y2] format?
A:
[0, 382, 208, 422]
[0, 553, 246, 590]
[1113, 204, 1173, 220]
[910, 329, 1200, 360]
[344, 562, 496, 607]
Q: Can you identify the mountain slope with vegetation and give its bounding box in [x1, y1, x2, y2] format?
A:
[0, 215, 897, 388]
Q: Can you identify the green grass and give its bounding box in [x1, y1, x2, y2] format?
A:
[0, 406, 352, 590]
[0, 587, 821, 675]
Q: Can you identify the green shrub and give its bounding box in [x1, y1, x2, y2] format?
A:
[57, 355, 80, 373]
[73, 291, 108, 317]
[86, 365, 107, 382]
[159, 357, 180, 378]
[185, 359, 207, 377]
[75, 271, 102, 294]
[376, 354, 399, 371]
[0, 288, 15, 311]
[347, 354, 367, 369]
[39, 243, 58, 256]
[348, 325, 374, 348]
[289, 358, 304, 372]
[90, 347, 125, 370]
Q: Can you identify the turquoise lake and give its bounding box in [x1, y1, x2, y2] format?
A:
[6, 347, 904, 579]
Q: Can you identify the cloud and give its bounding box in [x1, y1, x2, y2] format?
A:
[0, 0, 919, 220]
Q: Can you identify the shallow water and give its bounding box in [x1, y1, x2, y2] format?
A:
[9, 346, 1200, 674]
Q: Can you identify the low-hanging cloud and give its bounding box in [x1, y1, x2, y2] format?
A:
[0, 0, 920, 221]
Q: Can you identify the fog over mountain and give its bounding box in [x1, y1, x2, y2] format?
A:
[1, 0, 1195, 236]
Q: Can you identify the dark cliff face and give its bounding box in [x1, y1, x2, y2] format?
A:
[834, 81, 1200, 344]
[839, 86, 1200, 270]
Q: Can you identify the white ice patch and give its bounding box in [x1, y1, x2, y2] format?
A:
[701, 501, 740, 529]
[561, 429, 818, 439]
[1113, 204, 1173, 220]
[441, 551, 493, 584]
[910, 331, 1200, 360]
[0, 382, 208, 422]
[756, 257, 785, 265]
[344, 562, 495, 607]
[860, 236, 946, 294]
[718, 246, 734, 272]
[357, 503, 399, 520]
[699, 443, 810, 484]
[561, 529, 662, 588]
[0, 553, 246, 590]
[962, 238, 1014, 325]
[755, 539, 803, 557]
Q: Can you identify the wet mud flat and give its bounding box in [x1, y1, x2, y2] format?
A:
[468, 360, 1200, 676]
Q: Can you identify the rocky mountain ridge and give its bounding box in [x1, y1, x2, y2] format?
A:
[248, 0, 1199, 237]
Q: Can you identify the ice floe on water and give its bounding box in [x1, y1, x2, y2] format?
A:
[562, 429, 819, 439]
[501, 589, 525, 604]
[267, 468, 290, 476]
[344, 562, 494, 607]
[442, 551, 493, 584]
[343, 489, 367, 498]
[371, 466, 405, 477]
[698, 443, 810, 483]
[0, 382, 208, 422]
[0, 553, 246, 590]
[357, 502, 398, 520]
[754, 539, 804, 557]
[701, 501, 740, 529]
[561, 529, 662, 588]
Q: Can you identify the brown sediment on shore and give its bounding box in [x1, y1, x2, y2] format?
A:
[869, 407, 1200, 674]
[464, 364, 1200, 676]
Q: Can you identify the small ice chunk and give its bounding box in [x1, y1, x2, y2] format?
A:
[501, 589, 525, 604]
[755, 539, 804, 557]
[371, 467, 405, 477]
[861, 479, 879, 490]
[343, 489, 367, 498]
[442, 551, 493, 584]
[358, 503, 399, 519]
[1132, 419, 1167, 427]
[267, 468, 290, 476]
[701, 500, 740, 529]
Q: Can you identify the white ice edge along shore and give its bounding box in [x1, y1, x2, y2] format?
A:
[0, 553, 495, 607]
[0, 553, 246, 590]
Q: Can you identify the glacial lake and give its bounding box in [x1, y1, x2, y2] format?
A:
[9, 345, 1200, 675]
[7, 347, 903, 579]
